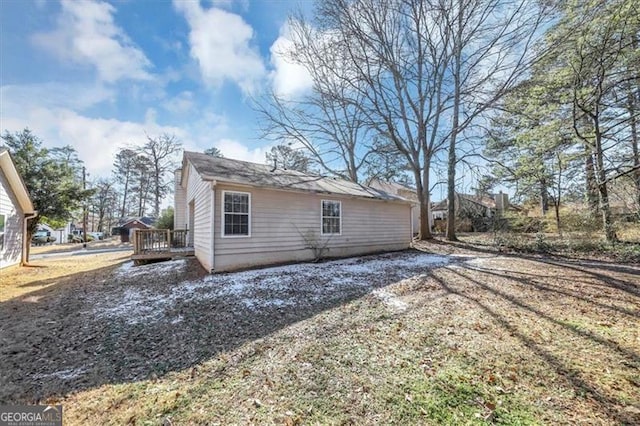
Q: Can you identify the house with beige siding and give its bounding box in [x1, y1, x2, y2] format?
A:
[367, 178, 424, 235]
[174, 151, 412, 272]
[0, 148, 36, 269]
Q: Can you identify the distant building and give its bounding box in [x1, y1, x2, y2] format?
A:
[112, 217, 154, 243]
[431, 192, 512, 232]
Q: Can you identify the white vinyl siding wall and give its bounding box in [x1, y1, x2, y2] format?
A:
[213, 184, 411, 271]
[185, 164, 213, 271]
[0, 169, 24, 269]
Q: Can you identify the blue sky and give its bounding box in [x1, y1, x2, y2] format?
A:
[0, 0, 314, 178]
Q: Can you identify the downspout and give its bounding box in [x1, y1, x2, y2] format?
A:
[210, 180, 217, 272]
[410, 204, 414, 241]
[22, 211, 38, 266]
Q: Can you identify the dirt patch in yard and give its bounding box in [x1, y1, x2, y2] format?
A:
[0, 246, 638, 425]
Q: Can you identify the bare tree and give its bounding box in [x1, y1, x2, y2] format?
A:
[271, 0, 464, 239]
[364, 137, 413, 184]
[91, 178, 118, 232]
[143, 134, 182, 218]
[258, 0, 550, 239]
[443, 0, 552, 241]
[265, 144, 312, 172]
[204, 147, 224, 158]
[255, 55, 374, 182]
[131, 154, 153, 217]
[113, 148, 139, 218]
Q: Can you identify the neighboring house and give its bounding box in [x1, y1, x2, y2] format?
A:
[431, 200, 448, 222]
[0, 148, 36, 268]
[431, 192, 511, 231]
[113, 218, 153, 243]
[367, 178, 424, 235]
[174, 151, 412, 272]
[37, 222, 71, 245]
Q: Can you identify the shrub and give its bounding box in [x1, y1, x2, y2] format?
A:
[554, 208, 601, 235]
[614, 243, 640, 263]
[534, 232, 551, 252]
[499, 212, 543, 233]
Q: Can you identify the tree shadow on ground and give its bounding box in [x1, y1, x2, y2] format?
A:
[462, 263, 639, 317]
[0, 250, 444, 405]
[1, 248, 638, 424]
[428, 258, 640, 425]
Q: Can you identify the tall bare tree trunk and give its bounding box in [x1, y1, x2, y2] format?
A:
[445, 138, 458, 241]
[446, 0, 463, 242]
[421, 158, 433, 240]
[627, 84, 640, 212]
[540, 178, 549, 216]
[594, 127, 617, 242]
[120, 174, 129, 218]
[585, 148, 599, 215]
[414, 164, 432, 240]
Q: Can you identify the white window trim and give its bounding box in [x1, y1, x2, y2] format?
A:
[320, 199, 342, 236]
[221, 190, 251, 238]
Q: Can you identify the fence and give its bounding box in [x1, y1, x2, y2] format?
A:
[132, 229, 189, 255]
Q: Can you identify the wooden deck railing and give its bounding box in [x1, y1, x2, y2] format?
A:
[132, 229, 190, 255]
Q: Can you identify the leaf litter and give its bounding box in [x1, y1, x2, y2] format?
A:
[0, 242, 638, 425]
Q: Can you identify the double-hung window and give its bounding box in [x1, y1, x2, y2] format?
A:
[222, 191, 250, 237]
[321, 200, 341, 235]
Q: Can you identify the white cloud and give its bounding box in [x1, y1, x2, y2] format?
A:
[32, 0, 153, 83]
[1, 82, 270, 176]
[269, 23, 313, 98]
[213, 138, 271, 164]
[173, 1, 266, 94]
[162, 91, 195, 115]
[1, 105, 184, 178]
[1, 82, 114, 111]
[209, 0, 250, 11]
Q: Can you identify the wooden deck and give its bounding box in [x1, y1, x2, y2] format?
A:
[131, 229, 194, 262]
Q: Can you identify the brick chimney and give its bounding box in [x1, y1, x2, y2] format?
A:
[495, 191, 509, 212]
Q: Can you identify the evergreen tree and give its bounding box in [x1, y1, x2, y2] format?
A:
[1, 128, 89, 257]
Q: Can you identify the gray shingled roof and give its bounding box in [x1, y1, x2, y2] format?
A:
[183, 151, 408, 202]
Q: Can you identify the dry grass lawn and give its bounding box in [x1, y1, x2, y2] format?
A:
[29, 238, 130, 255]
[0, 241, 638, 425]
[0, 251, 131, 301]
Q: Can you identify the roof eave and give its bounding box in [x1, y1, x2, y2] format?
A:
[201, 176, 412, 204]
[0, 151, 35, 213]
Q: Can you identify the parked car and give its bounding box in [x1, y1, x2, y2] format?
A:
[32, 231, 56, 245]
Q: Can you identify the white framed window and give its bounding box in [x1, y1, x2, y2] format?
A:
[221, 191, 251, 237]
[321, 200, 341, 235]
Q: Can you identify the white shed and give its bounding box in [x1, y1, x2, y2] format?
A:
[0, 148, 36, 269]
